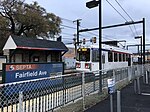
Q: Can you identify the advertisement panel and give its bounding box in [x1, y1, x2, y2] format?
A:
[2, 62, 64, 83]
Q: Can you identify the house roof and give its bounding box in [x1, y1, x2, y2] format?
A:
[3, 35, 68, 51]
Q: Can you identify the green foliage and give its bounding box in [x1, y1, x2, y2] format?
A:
[0, 0, 62, 53]
[0, 0, 62, 38]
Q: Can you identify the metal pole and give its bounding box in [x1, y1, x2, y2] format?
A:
[77, 20, 80, 46]
[117, 90, 121, 112]
[137, 77, 141, 94]
[134, 79, 137, 94]
[138, 45, 139, 54]
[82, 72, 85, 111]
[19, 91, 23, 112]
[143, 18, 145, 64]
[146, 71, 149, 84]
[141, 37, 142, 64]
[79, 20, 143, 32]
[99, 0, 102, 93]
[110, 94, 113, 112]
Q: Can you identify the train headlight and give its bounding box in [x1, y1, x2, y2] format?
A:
[85, 63, 91, 69]
[76, 63, 81, 68]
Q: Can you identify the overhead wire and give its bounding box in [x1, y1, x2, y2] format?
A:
[60, 24, 76, 30]
[102, 34, 118, 41]
[60, 16, 123, 42]
[80, 24, 121, 42]
[61, 32, 74, 36]
[79, 25, 99, 36]
[60, 15, 132, 44]
[60, 17, 74, 23]
[105, 0, 136, 37]
[59, 18, 77, 43]
[114, 0, 138, 35]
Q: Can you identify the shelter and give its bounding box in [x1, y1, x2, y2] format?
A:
[3, 35, 68, 63]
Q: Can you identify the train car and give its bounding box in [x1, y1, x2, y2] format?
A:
[76, 43, 132, 72]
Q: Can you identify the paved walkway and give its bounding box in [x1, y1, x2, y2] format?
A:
[85, 77, 150, 112]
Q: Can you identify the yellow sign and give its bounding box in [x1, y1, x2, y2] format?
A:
[78, 48, 88, 52]
[82, 48, 87, 51]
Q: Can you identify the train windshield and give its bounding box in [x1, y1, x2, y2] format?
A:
[76, 48, 90, 61]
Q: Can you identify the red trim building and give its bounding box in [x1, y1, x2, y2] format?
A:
[3, 35, 68, 63]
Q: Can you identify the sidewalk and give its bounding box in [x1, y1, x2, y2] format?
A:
[85, 77, 150, 112]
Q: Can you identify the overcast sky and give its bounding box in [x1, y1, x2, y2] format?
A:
[25, 0, 150, 51]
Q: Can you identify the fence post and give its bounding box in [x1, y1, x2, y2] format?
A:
[110, 94, 113, 112]
[137, 77, 141, 94]
[142, 65, 146, 83]
[19, 91, 23, 112]
[134, 79, 137, 94]
[128, 66, 132, 81]
[62, 76, 66, 105]
[145, 71, 149, 84]
[93, 73, 96, 91]
[117, 90, 121, 112]
[82, 72, 85, 111]
[113, 70, 116, 91]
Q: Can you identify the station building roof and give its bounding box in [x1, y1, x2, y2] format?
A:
[3, 35, 68, 51]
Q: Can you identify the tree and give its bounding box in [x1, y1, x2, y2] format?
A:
[0, 0, 62, 53]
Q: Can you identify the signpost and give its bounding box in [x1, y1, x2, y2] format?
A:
[107, 78, 115, 94]
[107, 78, 115, 112]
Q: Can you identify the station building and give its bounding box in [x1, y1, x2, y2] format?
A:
[3, 35, 68, 63]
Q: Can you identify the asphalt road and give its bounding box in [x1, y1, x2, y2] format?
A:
[86, 77, 150, 112]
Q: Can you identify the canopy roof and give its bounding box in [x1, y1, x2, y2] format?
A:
[3, 36, 68, 51]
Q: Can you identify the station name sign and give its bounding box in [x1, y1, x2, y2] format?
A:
[2, 62, 64, 83]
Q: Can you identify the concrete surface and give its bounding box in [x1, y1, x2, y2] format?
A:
[86, 77, 150, 112]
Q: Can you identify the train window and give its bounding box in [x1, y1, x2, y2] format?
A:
[126, 54, 128, 61]
[102, 54, 105, 63]
[123, 54, 125, 61]
[108, 51, 113, 62]
[92, 49, 99, 62]
[114, 52, 118, 62]
[119, 53, 122, 62]
[76, 48, 90, 61]
[129, 54, 131, 59]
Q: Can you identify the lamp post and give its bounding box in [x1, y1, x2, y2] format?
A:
[86, 0, 102, 93]
[143, 18, 145, 64]
[135, 36, 142, 64]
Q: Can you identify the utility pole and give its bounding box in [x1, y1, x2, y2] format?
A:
[73, 19, 81, 46]
[73, 34, 77, 57]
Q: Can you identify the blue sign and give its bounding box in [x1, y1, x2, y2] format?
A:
[2, 62, 64, 83]
[107, 78, 115, 94]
